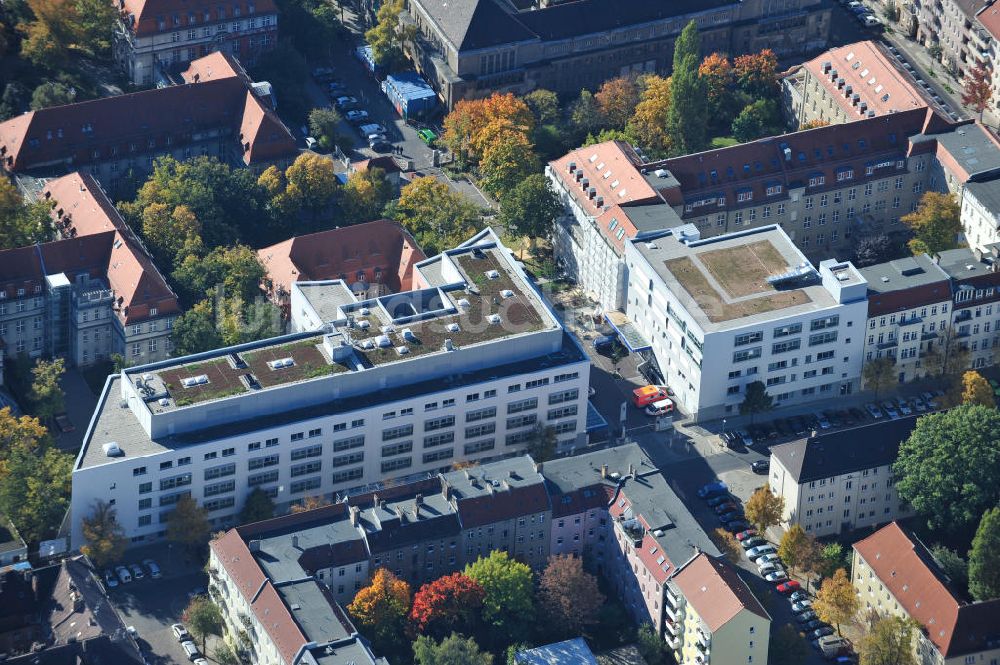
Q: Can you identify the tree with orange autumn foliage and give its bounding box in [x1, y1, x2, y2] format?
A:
[962, 64, 993, 120]
[595, 76, 640, 129]
[442, 93, 534, 164]
[348, 569, 411, 654]
[699, 53, 734, 116]
[407, 572, 485, 639]
[800, 119, 830, 130]
[733, 49, 779, 97]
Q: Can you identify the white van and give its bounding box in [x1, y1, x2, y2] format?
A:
[181, 640, 200, 661]
[644, 398, 674, 416]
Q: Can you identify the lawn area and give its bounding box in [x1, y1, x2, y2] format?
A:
[698, 241, 790, 298]
[665, 256, 812, 322]
[710, 136, 739, 148]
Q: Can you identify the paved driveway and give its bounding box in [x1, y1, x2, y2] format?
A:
[53, 369, 99, 454]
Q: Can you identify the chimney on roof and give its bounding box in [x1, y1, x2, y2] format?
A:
[349, 506, 359, 526]
[394, 505, 404, 520]
[292, 535, 300, 550]
[535, 462, 543, 474]
[628, 463, 635, 478]
[601, 464, 609, 479]
[249, 540, 260, 552]
[441, 478, 451, 500]
[508, 469, 516, 479]
[415, 494, 423, 507]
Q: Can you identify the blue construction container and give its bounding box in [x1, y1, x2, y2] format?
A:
[354, 44, 384, 78]
[381, 71, 439, 119]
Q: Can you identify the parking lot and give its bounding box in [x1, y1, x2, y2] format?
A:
[99, 545, 211, 665]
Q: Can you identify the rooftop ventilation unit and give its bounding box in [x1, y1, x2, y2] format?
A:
[500, 289, 514, 298]
[596, 196, 604, 207]
[567, 162, 576, 172]
[395, 345, 409, 355]
[181, 374, 209, 387]
[360, 307, 370, 315]
[446, 323, 460, 333]
[102, 442, 123, 457]
[360, 339, 376, 350]
[485, 270, 500, 280]
[158, 398, 169, 407]
[587, 187, 597, 199]
[357, 320, 371, 330]
[376, 334, 392, 348]
[267, 358, 295, 370]
[402, 328, 417, 341]
[442, 339, 454, 351]
[142, 373, 153, 382]
[654, 168, 669, 178]
[380, 325, 395, 334]
[575, 171, 584, 181]
[487, 314, 501, 324]
[456, 298, 470, 309]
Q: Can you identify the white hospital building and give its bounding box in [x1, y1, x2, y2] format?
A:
[70, 230, 591, 548]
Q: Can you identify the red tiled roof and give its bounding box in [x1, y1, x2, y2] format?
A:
[0, 54, 295, 174]
[979, 1, 1000, 40]
[211, 529, 267, 602]
[119, 0, 277, 37]
[0, 233, 114, 301]
[867, 280, 952, 317]
[672, 553, 770, 632]
[800, 41, 928, 118]
[854, 522, 1000, 657]
[181, 51, 244, 83]
[549, 483, 610, 518]
[257, 220, 426, 299]
[251, 580, 307, 665]
[43, 173, 179, 324]
[635, 532, 674, 584]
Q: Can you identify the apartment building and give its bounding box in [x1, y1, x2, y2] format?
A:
[782, 41, 930, 129]
[859, 254, 952, 383]
[257, 220, 425, 312]
[210, 443, 762, 659]
[0, 176, 179, 367]
[960, 176, 1000, 252]
[769, 417, 915, 538]
[0, 53, 296, 198]
[113, 0, 278, 86]
[623, 224, 868, 421]
[975, 3, 1000, 108]
[914, 0, 991, 79]
[852, 522, 1000, 665]
[667, 553, 771, 665]
[936, 247, 1000, 368]
[69, 229, 591, 549]
[403, 0, 831, 108]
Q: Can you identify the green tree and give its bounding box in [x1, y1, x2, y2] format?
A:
[464, 550, 534, 644]
[0, 179, 52, 249]
[858, 615, 917, 665]
[902, 191, 961, 256]
[666, 21, 707, 155]
[930, 544, 968, 590]
[922, 324, 970, 380]
[308, 106, 343, 151]
[569, 90, 604, 139]
[523, 89, 561, 125]
[413, 633, 492, 665]
[213, 644, 240, 665]
[0, 445, 72, 544]
[894, 404, 1000, 533]
[524, 424, 557, 463]
[769, 623, 808, 665]
[30, 358, 64, 422]
[167, 495, 210, 548]
[744, 486, 785, 533]
[862, 357, 897, 398]
[731, 99, 779, 143]
[478, 128, 540, 198]
[173, 244, 266, 304]
[0, 83, 29, 121]
[183, 596, 222, 652]
[239, 488, 275, 524]
[635, 623, 669, 665]
[851, 233, 897, 268]
[816, 542, 848, 579]
[813, 568, 859, 635]
[30, 80, 75, 109]
[141, 203, 202, 268]
[739, 381, 773, 424]
[364, 0, 412, 69]
[80, 500, 126, 567]
[392, 176, 482, 255]
[969, 507, 1000, 600]
[72, 0, 117, 54]
[498, 173, 561, 256]
[170, 299, 223, 356]
[341, 167, 394, 224]
[538, 555, 604, 637]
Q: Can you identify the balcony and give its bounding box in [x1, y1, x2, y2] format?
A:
[664, 620, 679, 636]
[664, 602, 682, 622]
[665, 634, 681, 650]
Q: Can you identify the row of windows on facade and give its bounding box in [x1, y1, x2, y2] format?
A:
[803, 506, 894, 532]
[733, 339, 842, 364]
[165, 15, 272, 41]
[154, 4, 265, 29]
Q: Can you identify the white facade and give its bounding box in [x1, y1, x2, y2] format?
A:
[961, 181, 1000, 252]
[624, 226, 868, 421]
[70, 231, 590, 549]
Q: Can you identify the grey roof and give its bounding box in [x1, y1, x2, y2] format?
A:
[621, 203, 685, 234]
[934, 247, 993, 280]
[771, 416, 918, 483]
[933, 123, 1000, 180]
[0, 516, 25, 555]
[413, 0, 737, 52]
[516, 638, 599, 665]
[859, 254, 950, 294]
[278, 580, 352, 645]
[965, 177, 1000, 215]
[296, 281, 358, 324]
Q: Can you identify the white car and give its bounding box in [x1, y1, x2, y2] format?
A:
[862, 14, 882, 26]
[171, 624, 190, 642]
[345, 110, 369, 123]
[142, 558, 161, 579]
[644, 398, 674, 417]
[358, 123, 387, 136]
[334, 95, 358, 109]
[758, 563, 783, 577]
[181, 640, 200, 661]
[747, 544, 777, 560]
[791, 599, 813, 612]
[115, 565, 132, 584]
[756, 553, 782, 567]
[765, 570, 788, 582]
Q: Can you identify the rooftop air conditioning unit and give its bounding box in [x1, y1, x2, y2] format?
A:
[485, 270, 500, 280]
[380, 325, 395, 334]
[446, 323, 460, 333]
[376, 335, 392, 347]
[102, 442, 123, 457]
[402, 328, 416, 341]
[456, 298, 470, 309]
[395, 345, 409, 355]
[487, 314, 501, 324]
[360, 307, 370, 315]
[357, 320, 371, 330]
[500, 289, 514, 298]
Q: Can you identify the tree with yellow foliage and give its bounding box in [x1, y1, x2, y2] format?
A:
[478, 126, 540, 198]
[392, 177, 482, 254]
[341, 167, 394, 224]
[348, 568, 411, 654]
[627, 75, 672, 156]
[813, 568, 859, 635]
[902, 191, 961, 256]
[442, 93, 534, 164]
[284, 152, 338, 218]
[744, 486, 785, 533]
[960, 370, 995, 407]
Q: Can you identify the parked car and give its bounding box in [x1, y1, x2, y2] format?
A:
[791, 599, 813, 612]
[345, 110, 370, 123]
[698, 481, 728, 498]
[417, 128, 437, 145]
[762, 422, 778, 439]
[736, 529, 758, 541]
[824, 410, 842, 428]
[796, 610, 818, 624]
[725, 520, 751, 533]
[181, 640, 200, 661]
[129, 563, 144, 580]
[813, 626, 835, 639]
[714, 502, 740, 515]
[368, 137, 393, 153]
[737, 429, 754, 446]
[897, 398, 912, 415]
[758, 563, 783, 577]
[741, 537, 766, 550]
[747, 545, 777, 560]
[311, 66, 335, 80]
[708, 494, 734, 507]
[719, 510, 744, 524]
[777, 580, 802, 594]
[912, 397, 927, 412]
[921, 391, 938, 408]
[54, 413, 75, 433]
[804, 619, 827, 631]
[816, 413, 831, 429]
[756, 553, 782, 566]
[326, 80, 347, 94]
[645, 398, 675, 416]
[865, 403, 883, 418]
[751, 459, 770, 474]
[789, 589, 809, 602]
[358, 123, 387, 136]
[334, 95, 358, 109]
[881, 401, 900, 418]
[104, 570, 119, 589]
[171, 624, 190, 642]
[633, 384, 673, 407]
[765, 570, 788, 582]
[143, 559, 161, 579]
[115, 566, 132, 584]
[304, 137, 318, 150]
[861, 14, 882, 26]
